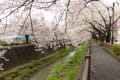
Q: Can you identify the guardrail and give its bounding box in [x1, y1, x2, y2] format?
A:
[82, 40, 91, 80]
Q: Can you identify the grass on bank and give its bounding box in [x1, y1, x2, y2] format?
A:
[47, 44, 88, 80]
[0, 46, 74, 80]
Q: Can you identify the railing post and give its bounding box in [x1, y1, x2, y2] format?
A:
[85, 55, 91, 80]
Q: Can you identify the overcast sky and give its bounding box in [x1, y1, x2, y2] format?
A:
[101, 0, 120, 6]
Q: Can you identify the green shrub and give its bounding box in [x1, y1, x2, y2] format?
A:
[112, 44, 120, 56]
[31, 60, 39, 66]
[19, 69, 33, 77]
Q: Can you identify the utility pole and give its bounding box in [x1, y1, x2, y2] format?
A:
[111, 3, 115, 44]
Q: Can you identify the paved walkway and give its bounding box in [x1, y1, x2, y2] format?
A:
[91, 43, 120, 80]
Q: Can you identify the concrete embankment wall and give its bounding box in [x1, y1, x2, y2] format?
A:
[0, 44, 44, 70]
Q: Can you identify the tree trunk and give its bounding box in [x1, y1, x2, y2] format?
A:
[106, 31, 111, 43]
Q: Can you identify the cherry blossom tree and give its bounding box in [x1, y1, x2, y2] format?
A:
[0, 0, 101, 70]
[84, 1, 120, 43]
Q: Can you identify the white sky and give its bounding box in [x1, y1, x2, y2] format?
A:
[101, 0, 120, 6]
[0, 0, 4, 3]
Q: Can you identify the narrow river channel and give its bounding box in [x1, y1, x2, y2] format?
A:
[30, 48, 77, 80]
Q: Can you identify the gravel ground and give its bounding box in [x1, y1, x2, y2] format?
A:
[91, 43, 120, 80]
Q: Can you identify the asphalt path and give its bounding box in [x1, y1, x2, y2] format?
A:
[91, 43, 120, 80]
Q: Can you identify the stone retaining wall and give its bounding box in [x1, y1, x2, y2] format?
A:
[0, 44, 44, 70]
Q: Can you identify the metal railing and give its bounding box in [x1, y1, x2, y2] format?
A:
[82, 40, 91, 80]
